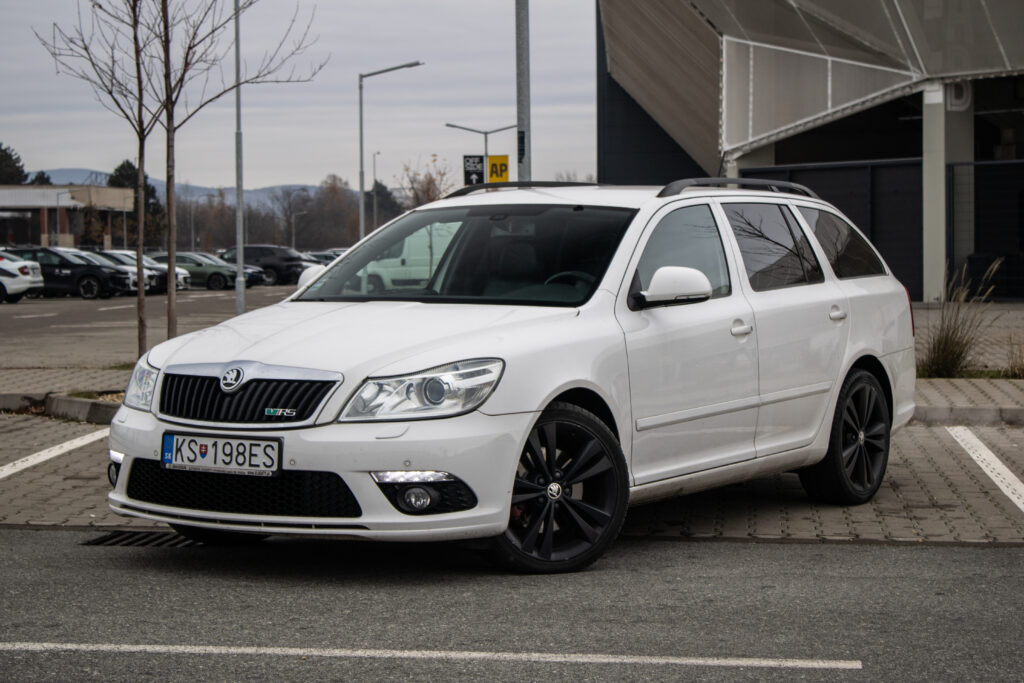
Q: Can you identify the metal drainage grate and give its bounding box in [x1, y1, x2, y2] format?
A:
[82, 530, 199, 548]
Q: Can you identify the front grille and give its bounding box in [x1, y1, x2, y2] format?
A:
[160, 373, 334, 423]
[126, 458, 362, 518]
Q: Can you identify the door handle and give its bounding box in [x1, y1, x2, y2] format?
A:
[829, 306, 847, 321]
[731, 322, 753, 337]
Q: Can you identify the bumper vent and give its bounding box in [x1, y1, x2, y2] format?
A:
[126, 459, 362, 518]
[159, 373, 334, 423]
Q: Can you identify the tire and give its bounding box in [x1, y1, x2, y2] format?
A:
[0, 283, 7, 303]
[5, 293, 22, 303]
[799, 369, 891, 505]
[207, 272, 227, 290]
[170, 523, 268, 546]
[490, 402, 628, 573]
[77, 275, 101, 299]
[366, 275, 384, 294]
[262, 268, 279, 286]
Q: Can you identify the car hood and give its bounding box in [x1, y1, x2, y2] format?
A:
[147, 301, 575, 378]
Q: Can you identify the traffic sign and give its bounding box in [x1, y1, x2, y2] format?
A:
[463, 155, 484, 186]
[488, 155, 509, 183]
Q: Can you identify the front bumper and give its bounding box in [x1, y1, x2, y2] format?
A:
[108, 406, 534, 541]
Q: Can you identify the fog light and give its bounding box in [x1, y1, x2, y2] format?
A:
[107, 462, 120, 487]
[403, 486, 433, 511]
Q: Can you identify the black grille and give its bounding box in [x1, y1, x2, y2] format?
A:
[160, 373, 335, 423]
[126, 459, 362, 518]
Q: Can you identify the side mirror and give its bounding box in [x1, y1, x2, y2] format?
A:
[632, 266, 712, 309]
[296, 264, 326, 290]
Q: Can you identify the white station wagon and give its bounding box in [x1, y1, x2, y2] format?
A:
[108, 179, 915, 572]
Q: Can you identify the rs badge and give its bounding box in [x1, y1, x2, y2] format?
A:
[265, 408, 297, 417]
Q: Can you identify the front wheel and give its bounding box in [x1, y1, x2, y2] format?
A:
[490, 402, 628, 573]
[207, 272, 227, 290]
[77, 275, 100, 299]
[262, 268, 279, 286]
[799, 369, 891, 504]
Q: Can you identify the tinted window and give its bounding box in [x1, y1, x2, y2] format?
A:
[798, 207, 886, 279]
[636, 204, 730, 298]
[298, 204, 636, 307]
[724, 203, 824, 292]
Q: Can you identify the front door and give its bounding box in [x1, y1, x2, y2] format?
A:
[617, 202, 759, 485]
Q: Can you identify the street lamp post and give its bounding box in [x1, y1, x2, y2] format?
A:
[445, 123, 517, 162]
[54, 190, 71, 247]
[359, 60, 424, 240]
[290, 210, 307, 250]
[372, 150, 380, 229]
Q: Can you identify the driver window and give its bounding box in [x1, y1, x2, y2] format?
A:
[636, 204, 731, 298]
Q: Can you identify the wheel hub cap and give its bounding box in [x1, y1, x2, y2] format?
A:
[858, 430, 866, 445]
[546, 482, 563, 500]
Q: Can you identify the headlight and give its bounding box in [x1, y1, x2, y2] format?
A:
[340, 358, 504, 421]
[124, 357, 159, 411]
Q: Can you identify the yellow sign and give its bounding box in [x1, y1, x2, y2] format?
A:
[488, 155, 509, 182]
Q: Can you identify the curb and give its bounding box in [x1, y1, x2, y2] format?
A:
[913, 405, 1024, 426]
[0, 392, 117, 425]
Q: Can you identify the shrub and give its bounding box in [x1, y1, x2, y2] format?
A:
[917, 259, 1001, 378]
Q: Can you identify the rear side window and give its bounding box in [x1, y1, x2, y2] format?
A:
[723, 203, 824, 292]
[798, 207, 886, 279]
[636, 204, 731, 298]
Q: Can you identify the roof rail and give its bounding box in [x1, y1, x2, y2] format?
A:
[445, 181, 597, 199]
[657, 177, 819, 199]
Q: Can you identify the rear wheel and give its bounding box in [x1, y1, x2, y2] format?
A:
[6, 292, 23, 303]
[207, 272, 227, 290]
[490, 402, 628, 573]
[0, 283, 7, 302]
[170, 523, 268, 546]
[799, 369, 890, 504]
[262, 268, 279, 286]
[366, 275, 384, 293]
[77, 275, 100, 299]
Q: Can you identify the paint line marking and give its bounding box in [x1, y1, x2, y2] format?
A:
[0, 429, 109, 481]
[0, 642, 862, 670]
[97, 304, 133, 311]
[11, 313, 58, 319]
[947, 426, 1024, 515]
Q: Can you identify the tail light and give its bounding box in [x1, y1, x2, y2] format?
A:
[904, 285, 914, 337]
[18, 265, 30, 276]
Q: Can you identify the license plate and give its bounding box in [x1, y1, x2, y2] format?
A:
[161, 433, 280, 477]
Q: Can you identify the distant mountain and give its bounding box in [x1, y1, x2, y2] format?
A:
[31, 168, 318, 207]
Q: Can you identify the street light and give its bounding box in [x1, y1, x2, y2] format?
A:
[359, 60, 424, 240]
[372, 150, 380, 229]
[54, 190, 71, 247]
[445, 122, 517, 160]
[291, 210, 307, 250]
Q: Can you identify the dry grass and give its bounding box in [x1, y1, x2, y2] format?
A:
[1009, 335, 1024, 380]
[917, 259, 1001, 378]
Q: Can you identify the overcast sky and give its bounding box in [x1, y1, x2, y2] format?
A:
[1, 0, 597, 190]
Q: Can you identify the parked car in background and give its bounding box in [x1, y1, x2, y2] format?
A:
[305, 250, 338, 265]
[152, 252, 235, 290]
[60, 247, 155, 294]
[7, 246, 129, 299]
[193, 252, 265, 287]
[108, 179, 914, 573]
[0, 250, 44, 302]
[102, 250, 190, 292]
[219, 244, 318, 285]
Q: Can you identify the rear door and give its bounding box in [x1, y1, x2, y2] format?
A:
[617, 201, 759, 484]
[718, 200, 850, 457]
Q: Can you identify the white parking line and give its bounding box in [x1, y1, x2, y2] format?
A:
[97, 305, 134, 311]
[0, 642, 863, 670]
[11, 313, 58, 319]
[0, 429, 109, 481]
[947, 426, 1024, 515]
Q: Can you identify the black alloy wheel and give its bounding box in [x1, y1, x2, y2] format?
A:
[799, 369, 891, 504]
[262, 268, 279, 286]
[77, 275, 101, 299]
[207, 272, 227, 290]
[491, 402, 628, 573]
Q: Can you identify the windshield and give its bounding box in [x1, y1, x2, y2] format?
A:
[195, 252, 232, 266]
[55, 249, 89, 265]
[102, 252, 132, 265]
[297, 204, 636, 306]
[71, 251, 107, 266]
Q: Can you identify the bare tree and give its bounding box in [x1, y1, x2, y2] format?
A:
[38, 0, 164, 358]
[270, 186, 311, 248]
[147, 0, 326, 337]
[400, 155, 455, 209]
